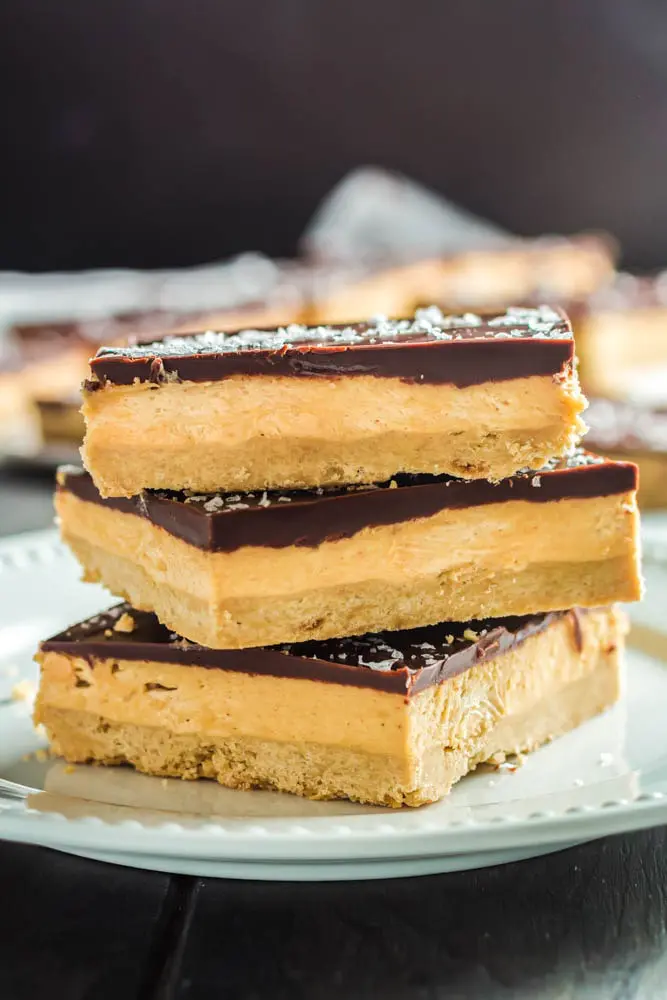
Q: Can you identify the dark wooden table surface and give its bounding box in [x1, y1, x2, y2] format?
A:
[2, 466, 667, 1000]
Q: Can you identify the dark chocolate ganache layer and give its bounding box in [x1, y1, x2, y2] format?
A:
[57, 450, 638, 553]
[86, 305, 575, 389]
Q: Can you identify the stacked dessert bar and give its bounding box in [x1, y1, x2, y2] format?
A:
[35, 305, 643, 807]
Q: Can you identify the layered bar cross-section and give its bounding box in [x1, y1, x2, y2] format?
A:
[81, 305, 586, 496]
[56, 452, 642, 648]
[35, 604, 626, 807]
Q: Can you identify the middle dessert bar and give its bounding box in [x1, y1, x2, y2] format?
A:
[81, 305, 586, 496]
[56, 451, 641, 648]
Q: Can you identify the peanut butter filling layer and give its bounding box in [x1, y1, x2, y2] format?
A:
[82, 371, 585, 495]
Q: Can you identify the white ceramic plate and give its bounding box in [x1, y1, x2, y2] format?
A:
[2, 525, 667, 881]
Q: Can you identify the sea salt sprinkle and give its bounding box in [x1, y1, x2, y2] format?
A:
[153, 444, 600, 522]
[517, 448, 605, 478]
[96, 304, 569, 360]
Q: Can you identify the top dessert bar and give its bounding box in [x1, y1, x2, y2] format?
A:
[82, 305, 586, 497]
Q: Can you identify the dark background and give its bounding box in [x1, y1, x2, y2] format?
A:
[2, 1, 667, 272]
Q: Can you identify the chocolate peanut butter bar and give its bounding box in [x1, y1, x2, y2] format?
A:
[409, 235, 616, 313]
[585, 397, 667, 509]
[35, 604, 625, 807]
[577, 272, 667, 398]
[56, 451, 641, 648]
[81, 305, 586, 497]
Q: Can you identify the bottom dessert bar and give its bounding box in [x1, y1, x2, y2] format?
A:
[35, 604, 626, 808]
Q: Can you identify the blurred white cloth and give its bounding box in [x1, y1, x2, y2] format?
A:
[0, 252, 283, 331]
[301, 166, 511, 266]
[0, 167, 511, 347]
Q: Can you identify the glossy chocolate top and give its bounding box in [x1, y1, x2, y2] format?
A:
[85, 305, 575, 389]
[41, 603, 574, 696]
[585, 398, 667, 455]
[58, 450, 637, 553]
